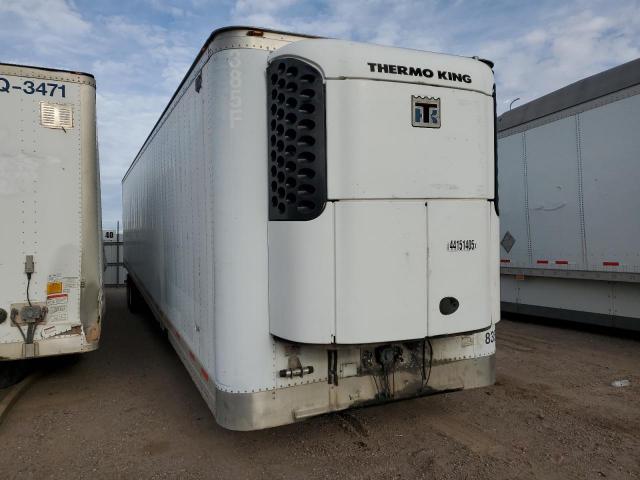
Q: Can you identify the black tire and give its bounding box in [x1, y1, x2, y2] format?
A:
[126, 275, 141, 313]
[0, 360, 30, 389]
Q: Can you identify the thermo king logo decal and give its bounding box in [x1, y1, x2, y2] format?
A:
[412, 96, 441, 128]
[366, 63, 472, 84]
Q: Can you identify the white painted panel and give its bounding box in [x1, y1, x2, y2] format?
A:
[515, 277, 612, 315]
[269, 205, 335, 343]
[612, 283, 640, 320]
[335, 201, 428, 343]
[208, 49, 275, 392]
[497, 133, 528, 265]
[500, 275, 519, 303]
[427, 200, 491, 336]
[579, 94, 640, 269]
[0, 76, 82, 321]
[326, 80, 493, 199]
[525, 117, 583, 265]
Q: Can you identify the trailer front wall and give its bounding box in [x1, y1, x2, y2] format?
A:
[123, 29, 499, 429]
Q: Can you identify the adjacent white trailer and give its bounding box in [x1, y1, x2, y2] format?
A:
[498, 58, 640, 331]
[123, 27, 500, 430]
[0, 63, 104, 364]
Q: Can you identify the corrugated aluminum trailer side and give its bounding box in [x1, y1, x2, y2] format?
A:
[498, 58, 640, 330]
[0, 63, 104, 363]
[123, 26, 499, 430]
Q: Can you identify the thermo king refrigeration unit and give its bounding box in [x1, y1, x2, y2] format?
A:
[123, 27, 500, 430]
[0, 63, 104, 368]
[498, 58, 640, 331]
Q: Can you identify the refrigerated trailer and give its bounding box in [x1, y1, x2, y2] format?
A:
[498, 58, 640, 331]
[123, 26, 500, 430]
[0, 63, 103, 364]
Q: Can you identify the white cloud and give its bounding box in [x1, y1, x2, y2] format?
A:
[233, 0, 299, 16]
[482, 4, 640, 110]
[523, 30, 547, 46]
[97, 91, 168, 228]
[230, 0, 640, 112]
[1, 0, 638, 227]
[0, 0, 92, 59]
[147, 0, 187, 18]
[0, 0, 90, 36]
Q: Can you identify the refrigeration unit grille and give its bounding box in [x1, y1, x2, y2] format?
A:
[267, 58, 326, 221]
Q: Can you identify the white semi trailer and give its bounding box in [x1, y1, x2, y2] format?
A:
[123, 27, 500, 430]
[498, 58, 640, 331]
[0, 63, 104, 367]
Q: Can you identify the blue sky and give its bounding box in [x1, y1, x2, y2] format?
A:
[1, 0, 639, 228]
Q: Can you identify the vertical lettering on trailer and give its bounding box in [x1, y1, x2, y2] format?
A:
[229, 51, 242, 128]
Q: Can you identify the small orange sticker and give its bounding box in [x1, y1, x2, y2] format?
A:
[47, 281, 63, 295]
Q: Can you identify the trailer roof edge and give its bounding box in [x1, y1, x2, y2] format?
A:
[122, 26, 319, 183]
[498, 57, 640, 132]
[0, 62, 94, 80]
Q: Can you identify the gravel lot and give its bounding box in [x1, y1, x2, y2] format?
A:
[1, 288, 638, 479]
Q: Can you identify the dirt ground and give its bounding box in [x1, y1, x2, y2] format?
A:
[0, 288, 638, 480]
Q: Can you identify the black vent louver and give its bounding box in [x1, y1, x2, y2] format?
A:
[267, 58, 326, 221]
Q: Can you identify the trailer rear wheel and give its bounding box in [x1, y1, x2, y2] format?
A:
[0, 360, 31, 389]
[126, 275, 142, 313]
